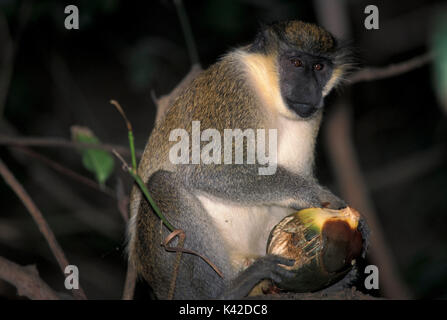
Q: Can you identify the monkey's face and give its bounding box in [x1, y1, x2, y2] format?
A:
[278, 51, 333, 119]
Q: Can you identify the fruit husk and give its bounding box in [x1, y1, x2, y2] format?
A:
[266, 207, 363, 292]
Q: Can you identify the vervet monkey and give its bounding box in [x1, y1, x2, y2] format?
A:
[128, 20, 356, 299]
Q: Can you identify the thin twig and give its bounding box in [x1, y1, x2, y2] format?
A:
[11, 146, 115, 197]
[110, 99, 142, 300]
[166, 230, 186, 300]
[0, 134, 142, 157]
[0, 256, 60, 300]
[348, 52, 433, 84]
[163, 229, 224, 299]
[112, 149, 175, 232]
[0, 1, 32, 118]
[0, 12, 14, 118]
[110, 100, 137, 171]
[174, 0, 200, 66]
[0, 157, 87, 300]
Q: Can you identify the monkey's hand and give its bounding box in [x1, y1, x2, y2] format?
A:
[315, 185, 347, 210]
[220, 255, 295, 299]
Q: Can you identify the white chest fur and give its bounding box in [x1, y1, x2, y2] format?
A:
[197, 194, 294, 271]
[275, 115, 320, 175]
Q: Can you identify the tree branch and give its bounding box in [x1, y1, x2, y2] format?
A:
[0, 134, 142, 157]
[0, 256, 60, 300]
[0, 157, 87, 299]
[324, 102, 411, 299]
[174, 0, 200, 66]
[348, 52, 433, 84]
[0, 1, 32, 118]
[11, 146, 115, 197]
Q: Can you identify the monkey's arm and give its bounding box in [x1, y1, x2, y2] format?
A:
[181, 164, 345, 210]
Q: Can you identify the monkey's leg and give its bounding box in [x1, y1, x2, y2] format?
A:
[134, 170, 230, 299]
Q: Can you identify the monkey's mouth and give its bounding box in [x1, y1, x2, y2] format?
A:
[286, 100, 318, 118]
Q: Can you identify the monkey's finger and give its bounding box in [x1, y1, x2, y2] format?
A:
[269, 264, 297, 285]
[264, 254, 295, 267]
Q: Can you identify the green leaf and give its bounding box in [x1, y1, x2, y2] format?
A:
[71, 126, 115, 187]
[431, 12, 447, 114]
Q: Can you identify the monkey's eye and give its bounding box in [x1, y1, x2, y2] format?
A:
[313, 63, 324, 71]
[290, 58, 303, 68]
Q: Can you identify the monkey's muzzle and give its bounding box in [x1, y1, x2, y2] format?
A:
[286, 100, 320, 118]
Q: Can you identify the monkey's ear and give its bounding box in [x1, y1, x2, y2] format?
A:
[250, 22, 275, 53]
[250, 21, 281, 53]
[250, 30, 268, 53]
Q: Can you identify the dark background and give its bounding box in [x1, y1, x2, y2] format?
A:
[0, 0, 446, 299]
